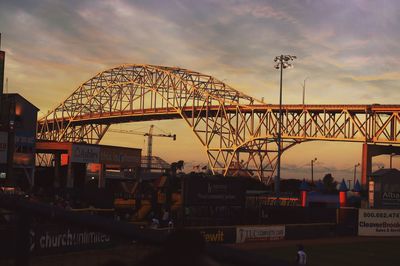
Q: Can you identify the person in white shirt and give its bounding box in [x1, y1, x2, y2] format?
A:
[296, 244, 307, 265]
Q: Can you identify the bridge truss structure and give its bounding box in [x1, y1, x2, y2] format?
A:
[37, 65, 400, 184]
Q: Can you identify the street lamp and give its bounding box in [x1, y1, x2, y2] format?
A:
[353, 163, 360, 186]
[274, 54, 296, 196]
[311, 157, 317, 184]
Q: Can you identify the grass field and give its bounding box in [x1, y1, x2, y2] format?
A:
[255, 238, 400, 266]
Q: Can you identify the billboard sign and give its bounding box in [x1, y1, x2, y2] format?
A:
[0, 132, 7, 164]
[30, 224, 113, 255]
[99, 146, 141, 167]
[236, 225, 285, 243]
[382, 191, 400, 208]
[358, 209, 400, 236]
[71, 145, 100, 163]
[195, 227, 236, 244]
[184, 176, 245, 206]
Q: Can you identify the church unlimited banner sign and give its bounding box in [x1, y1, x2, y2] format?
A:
[358, 209, 400, 236]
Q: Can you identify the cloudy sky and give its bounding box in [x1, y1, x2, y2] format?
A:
[1, 0, 399, 183]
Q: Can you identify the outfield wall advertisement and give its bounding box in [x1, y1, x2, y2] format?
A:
[236, 225, 285, 243]
[358, 209, 400, 236]
[194, 227, 236, 244]
[30, 224, 113, 255]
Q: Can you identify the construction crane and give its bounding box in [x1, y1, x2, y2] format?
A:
[108, 125, 176, 170]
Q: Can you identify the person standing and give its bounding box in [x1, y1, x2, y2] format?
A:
[296, 244, 307, 265]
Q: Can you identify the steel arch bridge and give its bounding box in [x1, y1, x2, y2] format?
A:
[37, 64, 400, 184]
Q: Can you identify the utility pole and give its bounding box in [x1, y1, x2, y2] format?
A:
[146, 125, 154, 170]
[390, 153, 396, 168]
[353, 163, 360, 186]
[311, 157, 317, 184]
[302, 77, 309, 105]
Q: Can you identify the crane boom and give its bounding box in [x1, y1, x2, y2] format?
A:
[108, 128, 176, 139]
[107, 125, 176, 171]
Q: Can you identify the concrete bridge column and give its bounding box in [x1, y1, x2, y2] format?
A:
[361, 143, 372, 189]
[361, 144, 400, 189]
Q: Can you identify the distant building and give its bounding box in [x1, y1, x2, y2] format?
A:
[0, 93, 39, 188]
[369, 168, 400, 209]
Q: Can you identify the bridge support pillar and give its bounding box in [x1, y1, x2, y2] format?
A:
[361, 144, 400, 189]
[361, 144, 372, 189]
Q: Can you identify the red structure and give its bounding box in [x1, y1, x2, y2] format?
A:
[339, 179, 348, 208]
[299, 179, 310, 207]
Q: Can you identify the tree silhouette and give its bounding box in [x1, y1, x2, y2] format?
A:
[322, 173, 337, 193]
[170, 160, 184, 175]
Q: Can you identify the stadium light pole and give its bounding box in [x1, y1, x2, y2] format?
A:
[274, 54, 296, 197]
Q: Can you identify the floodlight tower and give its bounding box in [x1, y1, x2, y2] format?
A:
[274, 54, 296, 197]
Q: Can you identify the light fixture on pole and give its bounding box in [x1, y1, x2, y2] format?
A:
[311, 157, 317, 184]
[274, 54, 296, 197]
[353, 163, 360, 186]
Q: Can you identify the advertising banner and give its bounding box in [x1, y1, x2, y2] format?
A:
[236, 225, 285, 243]
[71, 144, 100, 163]
[99, 146, 141, 167]
[194, 227, 236, 244]
[358, 209, 400, 236]
[381, 191, 400, 208]
[30, 224, 113, 255]
[0, 131, 7, 164]
[184, 176, 245, 206]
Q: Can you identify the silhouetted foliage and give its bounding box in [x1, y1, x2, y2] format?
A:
[322, 173, 337, 193]
[171, 160, 184, 175]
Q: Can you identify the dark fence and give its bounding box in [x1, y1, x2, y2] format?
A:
[337, 207, 359, 235]
[0, 194, 165, 265]
[0, 193, 293, 266]
[184, 205, 338, 226]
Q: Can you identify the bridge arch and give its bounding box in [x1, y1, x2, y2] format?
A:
[37, 64, 278, 182]
[37, 64, 400, 184]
